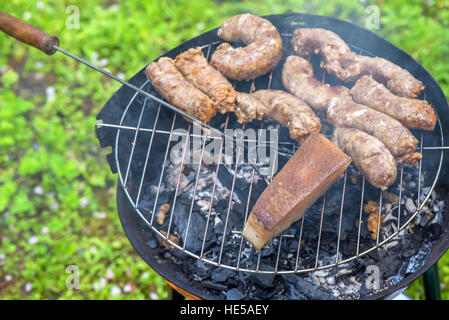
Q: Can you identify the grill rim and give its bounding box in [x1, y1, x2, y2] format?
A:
[97, 12, 449, 299]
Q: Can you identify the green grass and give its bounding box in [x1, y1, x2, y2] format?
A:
[0, 0, 448, 299]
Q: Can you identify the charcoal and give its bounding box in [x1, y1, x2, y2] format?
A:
[283, 274, 335, 300]
[213, 216, 227, 236]
[193, 260, 211, 278]
[225, 288, 245, 300]
[146, 239, 158, 249]
[379, 254, 402, 278]
[358, 283, 374, 297]
[405, 241, 432, 274]
[412, 231, 424, 243]
[214, 199, 228, 215]
[250, 264, 276, 288]
[425, 223, 442, 241]
[260, 245, 275, 257]
[211, 267, 235, 283]
[238, 272, 251, 282]
[201, 280, 227, 291]
[401, 249, 417, 258]
[282, 239, 299, 253]
[173, 204, 215, 253]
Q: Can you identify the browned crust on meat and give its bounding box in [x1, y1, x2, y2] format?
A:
[145, 57, 216, 123]
[350, 75, 436, 130]
[332, 127, 397, 190]
[327, 95, 420, 164]
[174, 47, 237, 114]
[282, 55, 349, 111]
[291, 28, 424, 98]
[252, 89, 321, 142]
[235, 92, 265, 123]
[291, 28, 361, 81]
[210, 14, 283, 81]
[358, 56, 425, 99]
[242, 133, 351, 250]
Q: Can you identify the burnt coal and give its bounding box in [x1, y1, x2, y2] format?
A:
[225, 288, 245, 300]
[250, 266, 276, 288]
[283, 274, 335, 300]
[211, 267, 235, 283]
[146, 239, 158, 249]
[172, 203, 215, 253]
[201, 280, 227, 292]
[194, 260, 212, 278]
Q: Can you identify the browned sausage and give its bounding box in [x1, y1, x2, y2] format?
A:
[332, 127, 397, 190]
[282, 55, 349, 111]
[358, 56, 425, 99]
[350, 75, 436, 131]
[327, 95, 421, 164]
[210, 14, 283, 81]
[252, 89, 321, 142]
[235, 92, 265, 124]
[291, 28, 360, 82]
[145, 57, 216, 123]
[291, 28, 424, 98]
[174, 47, 237, 114]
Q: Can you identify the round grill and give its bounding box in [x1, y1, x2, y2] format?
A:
[95, 13, 449, 298]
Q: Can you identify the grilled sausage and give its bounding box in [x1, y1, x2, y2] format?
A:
[236, 90, 321, 142]
[332, 127, 397, 190]
[291, 28, 424, 98]
[210, 14, 283, 81]
[350, 75, 436, 131]
[291, 28, 360, 82]
[145, 57, 216, 123]
[327, 95, 421, 164]
[358, 56, 425, 99]
[174, 47, 237, 114]
[235, 92, 265, 124]
[252, 89, 321, 142]
[282, 55, 349, 111]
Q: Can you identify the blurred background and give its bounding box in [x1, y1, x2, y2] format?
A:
[0, 0, 448, 300]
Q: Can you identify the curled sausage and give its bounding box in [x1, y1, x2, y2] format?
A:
[332, 127, 397, 190]
[291, 28, 424, 98]
[327, 95, 421, 164]
[252, 90, 321, 142]
[358, 56, 425, 99]
[174, 47, 237, 114]
[291, 28, 360, 82]
[235, 90, 321, 142]
[350, 75, 437, 131]
[210, 14, 283, 81]
[145, 57, 216, 123]
[235, 92, 265, 124]
[282, 55, 349, 111]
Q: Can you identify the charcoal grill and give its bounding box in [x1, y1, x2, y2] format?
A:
[97, 14, 449, 299]
[2, 11, 449, 300]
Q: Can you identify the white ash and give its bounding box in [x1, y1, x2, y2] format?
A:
[405, 198, 417, 213]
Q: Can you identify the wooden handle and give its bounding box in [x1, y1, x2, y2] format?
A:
[0, 11, 59, 55]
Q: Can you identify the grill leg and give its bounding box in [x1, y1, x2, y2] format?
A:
[423, 263, 441, 300]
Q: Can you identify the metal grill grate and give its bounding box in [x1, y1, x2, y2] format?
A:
[96, 36, 447, 274]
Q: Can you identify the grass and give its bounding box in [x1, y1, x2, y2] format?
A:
[0, 0, 448, 300]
